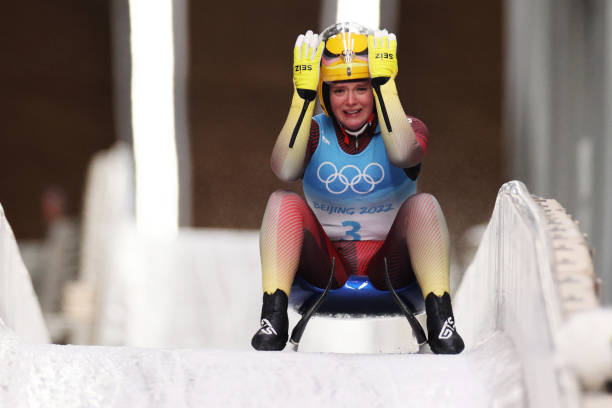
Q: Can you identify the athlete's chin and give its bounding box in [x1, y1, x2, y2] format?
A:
[339, 116, 368, 131]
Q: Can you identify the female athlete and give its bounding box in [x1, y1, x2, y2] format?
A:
[251, 22, 464, 354]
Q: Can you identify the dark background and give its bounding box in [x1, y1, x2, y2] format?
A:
[0, 2, 115, 238]
[1, 1, 504, 246]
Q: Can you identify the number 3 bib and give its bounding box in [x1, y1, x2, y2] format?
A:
[302, 114, 417, 241]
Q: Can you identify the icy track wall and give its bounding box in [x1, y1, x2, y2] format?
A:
[455, 181, 598, 407]
[94, 227, 262, 348]
[78, 143, 263, 348]
[0, 203, 49, 343]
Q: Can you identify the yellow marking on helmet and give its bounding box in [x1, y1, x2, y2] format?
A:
[325, 32, 368, 55]
[322, 61, 369, 71]
[320, 60, 369, 83]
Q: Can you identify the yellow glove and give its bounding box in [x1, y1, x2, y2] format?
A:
[293, 30, 323, 101]
[368, 30, 398, 134]
[368, 30, 398, 81]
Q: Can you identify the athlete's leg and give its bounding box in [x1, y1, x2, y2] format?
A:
[397, 193, 451, 296]
[367, 193, 464, 354]
[259, 190, 349, 294]
[253, 190, 348, 350]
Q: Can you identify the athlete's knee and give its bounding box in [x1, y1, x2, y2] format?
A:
[410, 192, 440, 208]
[398, 193, 443, 217]
[266, 190, 302, 209]
[268, 189, 299, 200]
[264, 190, 313, 226]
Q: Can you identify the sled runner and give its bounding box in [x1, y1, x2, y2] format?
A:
[288, 257, 427, 350]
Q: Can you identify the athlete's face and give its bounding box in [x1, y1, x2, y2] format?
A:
[328, 80, 374, 131]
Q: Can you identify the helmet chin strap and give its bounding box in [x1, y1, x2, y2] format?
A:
[344, 121, 370, 136]
[339, 113, 375, 149]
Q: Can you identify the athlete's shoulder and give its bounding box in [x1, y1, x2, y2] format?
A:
[313, 113, 331, 126]
[309, 114, 335, 150]
[407, 114, 429, 152]
[307, 117, 325, 158]
[406, 115, 428, 135]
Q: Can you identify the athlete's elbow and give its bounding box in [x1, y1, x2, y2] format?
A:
[271, 161, 302, 182]
[388, 147, 424, 168]
[276, 169, 302, 182]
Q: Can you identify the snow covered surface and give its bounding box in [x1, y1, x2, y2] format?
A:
[294, 312, 424, 353]
[95, 227, 262, 349]
[0, 319, 521, 407]
[0, 203, 49, 343]
[0, 180, 602, 406]
[557, 308, 612, 391]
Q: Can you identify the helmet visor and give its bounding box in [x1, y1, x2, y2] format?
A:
[320, 22, 373, 42]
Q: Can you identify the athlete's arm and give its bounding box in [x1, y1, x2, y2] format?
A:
[270, 31, 323, 182]
[270, 89, 317, 181]
[369, 31, 424, 168]
[374, 79, 425, 167]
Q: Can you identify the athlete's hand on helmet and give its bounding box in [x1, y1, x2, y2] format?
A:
[293, 30, 323, 101]
[368, 29, 398, 81]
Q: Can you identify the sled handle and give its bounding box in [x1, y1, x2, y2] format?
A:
[290, 257, 335, 350]
[383, 257, 428, 345]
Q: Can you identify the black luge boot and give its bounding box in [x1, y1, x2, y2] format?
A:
[425, 292, 465, 354]
[251, 289, 289, 351]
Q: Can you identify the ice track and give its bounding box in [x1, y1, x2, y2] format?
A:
[0, 181, 600, 407]
[0, 326, 521, 407]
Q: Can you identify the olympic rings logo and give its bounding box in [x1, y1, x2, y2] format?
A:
[317, 161, 385, 194]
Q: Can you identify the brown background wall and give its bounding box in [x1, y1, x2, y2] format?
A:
[189, 1, 322, 229]
[396, 1, 504, 241]
[1, 1, 503, 246]
[0, 2, 115, 238]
